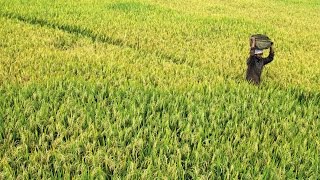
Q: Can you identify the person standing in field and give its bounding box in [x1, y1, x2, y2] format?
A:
[246, 36, 274, 85]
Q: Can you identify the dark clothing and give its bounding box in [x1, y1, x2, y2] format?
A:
[246, 48, 274, 85]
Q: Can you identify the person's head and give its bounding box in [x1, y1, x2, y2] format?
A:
[254, 49, 263, 57]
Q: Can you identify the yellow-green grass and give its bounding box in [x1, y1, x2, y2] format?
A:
[0, 0, 319, 179]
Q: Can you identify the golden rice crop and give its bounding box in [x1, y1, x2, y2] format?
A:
[0, 0, 319, 179]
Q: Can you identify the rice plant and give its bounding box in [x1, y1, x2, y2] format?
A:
[0, 0, 319, 178]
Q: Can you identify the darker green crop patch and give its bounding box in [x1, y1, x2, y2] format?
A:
[106, 2, 156, 13]
[105, 1, 178, 20]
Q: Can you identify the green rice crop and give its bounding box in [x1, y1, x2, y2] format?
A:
[0, 0, 319, 179]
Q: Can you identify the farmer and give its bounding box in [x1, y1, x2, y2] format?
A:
[246, 37, 274, 85]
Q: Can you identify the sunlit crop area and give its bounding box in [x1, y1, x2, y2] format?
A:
[0, 0, 319, 178]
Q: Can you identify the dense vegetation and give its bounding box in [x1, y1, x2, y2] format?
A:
[0, 0, 319, 178]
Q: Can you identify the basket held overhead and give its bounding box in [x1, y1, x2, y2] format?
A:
[251, 34, 273, 50]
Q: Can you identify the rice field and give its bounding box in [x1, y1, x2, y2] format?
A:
[0, 0, 320, 178]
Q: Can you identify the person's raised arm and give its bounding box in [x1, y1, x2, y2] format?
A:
[264, 44, 274, 65]
[249, 37, 255, 57]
